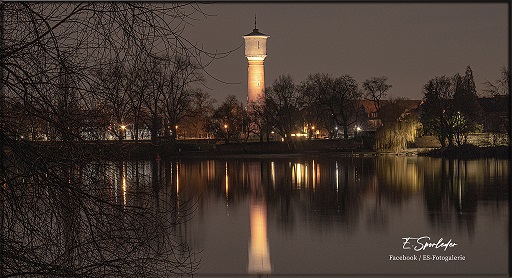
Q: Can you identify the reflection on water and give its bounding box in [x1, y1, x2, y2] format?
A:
[247, 162, 271, 274]
[93, 156, 508, 276]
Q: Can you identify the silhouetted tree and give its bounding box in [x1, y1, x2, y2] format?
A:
[265, 75, 302, 142]
[0, 3, 225, 276]
[298, 73, 330, 139]
[181, 89, 215, 138]
[481, 67, 510, 142]
[362, 76, 392, 111]
[206, 95, 245, 143]
[483, 66, 510, 97]
[422, 67, 485, 147]
[139, 58, 166, 144]
[247, 95, 268, 142]
[94, 61, 133, 141]
[452, 66, 482, 144]
[126, 61, 151, 141]
[421, 76, 455, 147]
[160, 54, 204, 141]
[320, 75, 363, 138]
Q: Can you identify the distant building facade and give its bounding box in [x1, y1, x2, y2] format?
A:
[477, 95, 509, 133]
[358, 99, 424, 130]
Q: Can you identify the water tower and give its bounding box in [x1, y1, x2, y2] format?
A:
[243, 16, 269, 104]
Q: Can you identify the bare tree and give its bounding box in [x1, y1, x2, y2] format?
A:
[206, 95, 247, 143]
[247, 95, 268, 142]
[483, 66, 510, 97]
[94, 61, 134, 141]
[138, 58, 166, 144]
[181, 89, 216, 139]
[265, 75, 302, 142]
[298, 73, 331, 139]
[160, 54, 204, 141]
[362, 76, 392, 111]
[0, 3, 231, 276]
[126, 61, 151, 142]
[320, 75, 363, 139]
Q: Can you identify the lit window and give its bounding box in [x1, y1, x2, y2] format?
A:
[258, 41, 260, 49]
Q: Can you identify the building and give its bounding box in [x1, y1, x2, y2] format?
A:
[243, 17, 269, 104]
[358, 99, 423, 130]
[477, 95, 509, 133]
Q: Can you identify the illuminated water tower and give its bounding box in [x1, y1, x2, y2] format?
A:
[243, 16, 269, 104]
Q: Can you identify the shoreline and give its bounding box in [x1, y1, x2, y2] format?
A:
[15, 140, 510, 160]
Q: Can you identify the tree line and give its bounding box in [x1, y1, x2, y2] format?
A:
[421, 65, 509, 148]
[206, 74, 394, 143]
[207, 65, 508, 152]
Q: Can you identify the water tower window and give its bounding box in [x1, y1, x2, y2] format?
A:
[257, 81, 261, 87]
[257, 41, 260, 49]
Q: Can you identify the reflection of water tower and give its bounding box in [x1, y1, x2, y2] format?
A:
[243, 16, 269, 104]
[247, 162, 271, 274]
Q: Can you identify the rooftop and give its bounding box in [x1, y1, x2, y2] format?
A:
[244, 28, 269, 37]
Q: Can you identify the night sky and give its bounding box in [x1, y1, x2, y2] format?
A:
[182, 3, 508, 103]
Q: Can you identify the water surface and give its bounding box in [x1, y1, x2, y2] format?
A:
[95, 156, 509, 277]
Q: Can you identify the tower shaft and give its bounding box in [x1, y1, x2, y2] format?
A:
[247, 60, 265, 103]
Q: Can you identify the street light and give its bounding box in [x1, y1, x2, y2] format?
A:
[223, 124, 229, 143]
[354, 125, 362, 139]
[120, 124, 126, 140]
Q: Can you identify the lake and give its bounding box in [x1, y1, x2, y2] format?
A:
[91, 155, 509, 277]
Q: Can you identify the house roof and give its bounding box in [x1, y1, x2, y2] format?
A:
[358, 99, 423, 113]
